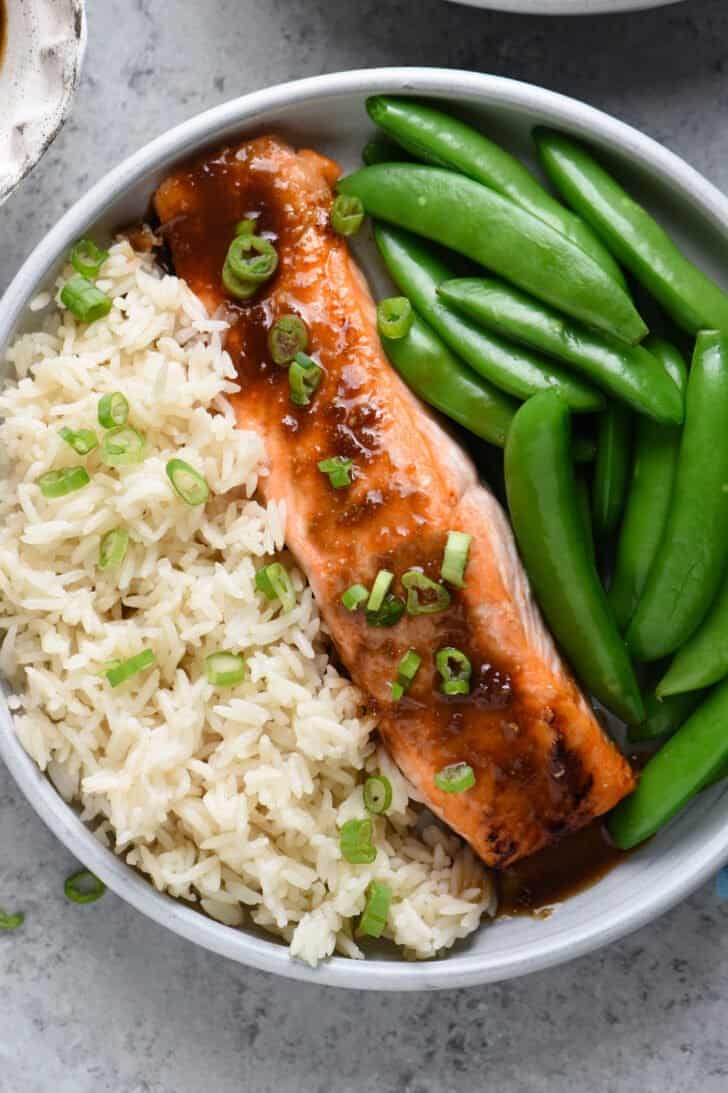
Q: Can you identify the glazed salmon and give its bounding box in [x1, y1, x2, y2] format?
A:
[154, 136, 635, 867]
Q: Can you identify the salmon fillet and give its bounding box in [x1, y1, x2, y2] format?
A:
[154, 135, 635, 867]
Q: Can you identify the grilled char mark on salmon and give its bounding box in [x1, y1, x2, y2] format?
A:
[154, 135, 635, 868]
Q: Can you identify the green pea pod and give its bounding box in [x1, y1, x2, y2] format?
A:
[504, 390, 644, 725]
[337, 165, 647, 346]
[658, 570, 728, 697]
[366, 96, 626, 288]
[374, 224, 603, 411]
[627, 332, 728, 661]
[609, 339, 687, 630]
[592, 404, 632, 540]
[438, 278, 683, 425]
[608, 677, 728, 849]
[629, 686, 705, 743]
[381, 311, 594, 462]
[381, 310, 517, 447]
[575, 475, 596, 566]
[362, 135, 413, 166]
[535, 128, 728, 336]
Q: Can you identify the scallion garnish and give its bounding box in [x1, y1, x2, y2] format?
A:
[330, 194, 365, 237]
[390, 648, 422, 702]
[377, 296, 413, 340]
[358, 881, 392, 938]
[0, 907, 24, 930]
[98, 391, 129, 429]
[204, 651, 246, 687]
[366, 594, 405, 629]
[288, 353, 322, 407]
[165, 458, 209, 505]
[234, 219, 256, 237]
[268, 315, 309, 365]
[435, 647, 472, 696]
[440, 531, 472, 588]
[69, 238, 109, 280]
[402, 570, 451, 616]
[58, 426, 98, 455]
[64, 870, 106, 904]
[37, 466, 90, 498]
[60, 275, 112, 324]
[341, 584, 368, 611]
[98, 527, 129, 571]
[434, 762, 476, 794]
[339, 818, 376, 865]
[101, 426, 146, 468]
[363, 775, 393, 815]
[318, 456, 353, 489]
[105, 649, 156, 688]
[255, 562, 296, 613]
[367, 570, 394, 613]
[222, 233, 278, 300]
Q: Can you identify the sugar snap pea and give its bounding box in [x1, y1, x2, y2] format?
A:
[337, 165, 647, 345]
[366, 96, 626, 288]
[629, 686, 705, 743]
[609, 339, 687, 630]
[608, 677, 728, 848]
[504, 391, 644, 725]
[535, 128, 728, 336]
[438, 278, 682, 425]
[658, 570, 728, 697]
[362, 135, 413, 166]
[627, 332, 728, 661]
[592, 404, 632, 539]
[374, 224, 603, 411]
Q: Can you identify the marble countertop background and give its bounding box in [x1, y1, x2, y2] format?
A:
[2, 0, 728, 1089]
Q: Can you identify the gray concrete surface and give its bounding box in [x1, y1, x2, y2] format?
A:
[2, 0, 728, 1089]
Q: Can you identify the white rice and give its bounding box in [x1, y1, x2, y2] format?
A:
[0, 239, 495, 964]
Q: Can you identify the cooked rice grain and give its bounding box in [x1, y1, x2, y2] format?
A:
[0, 239, 495, 964]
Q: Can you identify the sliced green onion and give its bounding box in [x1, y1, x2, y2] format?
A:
[288, 352, 322, 407]
[98, 391, 129, 428]
[441, 531, 472, 589]
[435, 647, 472, 696]
[64, 870, 106, 904]
[60, 275, 112, 324]
[223, 233, 278, 299]
[359, 881, 392, 938]
[235, 218, 256, 236]
[37, 466, 90, 498]
[402, 570, 451, 616]
[318, 456, 353, 489]
[390, 648, 422, 702]
[105, 649, 156, 688]
[377, 296, 414, 340]
[69, 238, 109, 279]
[434, 762, 476, 794]
[341, 584, 368, 611]
[98, 527, 129, 571]
[268, 315, 309, 365]
[0, 907, 24, 930]
[331, 194, 365, 237]
[204, 651, 246, 687]
[363, 775, 393, 815]
[367, 570, 394, 613]
[365, 594, 405, 629]
[339, 818, 376, 865]
[58, 426, 98, 455]
[101, 426, 146, 468]
[255, 562, 296, 613]
[165, 458, 209, 505]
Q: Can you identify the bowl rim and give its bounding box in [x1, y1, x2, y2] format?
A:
[2, 65, 728, 992]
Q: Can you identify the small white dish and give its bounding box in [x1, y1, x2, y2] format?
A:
[0, 0, 86, 206]
[1, 67, 728, 991]
[444, 0, 682, 13]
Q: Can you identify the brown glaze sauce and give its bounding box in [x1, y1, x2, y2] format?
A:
[498, 820, 628, 917]
[154, 136, 634, 884]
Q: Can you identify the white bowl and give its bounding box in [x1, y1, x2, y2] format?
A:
[1, 67, 727, 991]
[445, 0, 682, 12]
[0, 0, 86, 205]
